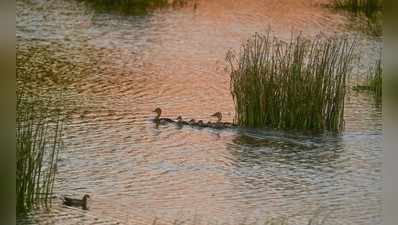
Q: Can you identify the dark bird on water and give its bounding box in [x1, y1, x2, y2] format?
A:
[209, 112, 236, 129]
[176, 116, 189, 126]
[62, 194, 90, 210]
[211, 112, 223, 122]
[153, 108, 174, 124]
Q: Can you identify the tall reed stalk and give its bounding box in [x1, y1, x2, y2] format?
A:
[16, 88, 64, 213]
[227, 33, 356, 132]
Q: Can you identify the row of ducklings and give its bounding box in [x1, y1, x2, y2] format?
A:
[153, 108, 237, 129]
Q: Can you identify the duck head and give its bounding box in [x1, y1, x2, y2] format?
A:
[176, 116, 182, 122]
[153, 108, 162, 118]
[211, 112, 222, 122]
[83, 194, 90, 200]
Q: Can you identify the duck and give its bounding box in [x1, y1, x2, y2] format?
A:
[210, 112, 237, 128]
[176, 115, 183, 122]
[62, 194, 90, 210]
[196, 120, 204, 127]
[211, 112, 223, 123]
[209, 112, 225, 129]
[188, 119, 196, 125]
[153, 108, 174, 124]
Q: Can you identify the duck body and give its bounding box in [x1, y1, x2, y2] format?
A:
[152, 108, 176, 125]
[62, 194, 90, 210]
[160, 118, 175, 123]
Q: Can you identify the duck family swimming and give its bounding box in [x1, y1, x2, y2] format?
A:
[152, 108, 236, 129]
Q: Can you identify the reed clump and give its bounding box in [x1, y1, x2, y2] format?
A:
[367, 58, 382, 99]
[228, 33, 356, 132]
[331, 0, 382, 16]
[352, 57, 382, 102]
[16, 88, 64, 213]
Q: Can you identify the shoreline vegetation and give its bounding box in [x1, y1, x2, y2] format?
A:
[368, 58, 382, 99]
[228, 32, 356, 132]
[79, 0, 190, 14]
[16, 87, 64, 213]
[328, 0, 383, 36]
[330, 0, 382, 16]
[352, 57, 382, 103]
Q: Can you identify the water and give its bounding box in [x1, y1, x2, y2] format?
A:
[17, 0, 382, 224]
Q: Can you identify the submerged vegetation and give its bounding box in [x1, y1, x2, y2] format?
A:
[16, 86, 64, 213]
[80, 0, 190, 14]
[227, 33, 356, 132]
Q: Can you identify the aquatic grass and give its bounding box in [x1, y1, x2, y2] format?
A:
[331, 0, 382, 16]
[16, 88, 64, 213]
[367, 57, 382, 99]
[227, 32, 356, 132]
[353, 57, 383, 104]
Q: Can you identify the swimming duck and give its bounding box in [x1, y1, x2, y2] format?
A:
[210, 112, 237, 128]
[176, 116, 189, 126]
[62, 194, 90, 210]
[196, 120, 204, 127]
[153, 108, 174, 124]
[211, 112, 222, 122]
[188, 119, 196, 125]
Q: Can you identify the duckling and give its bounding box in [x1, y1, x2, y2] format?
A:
[153, 108, 174, 124]
[196, 120, 204, 127]
[176, 116, 189, 126]
[188, 119, 196, 125]
[62, 194, 90, 210]
[176, 115, 182, 122]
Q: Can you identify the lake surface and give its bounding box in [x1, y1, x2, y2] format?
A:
[16, 0, 382, 224]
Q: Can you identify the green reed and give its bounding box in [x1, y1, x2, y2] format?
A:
[367, 57, 382, 99]
[16, 88, 64, 213]
[331, 0, 382, 16]
[352, 57, 382, 103]
[227, 33, 356, 132]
